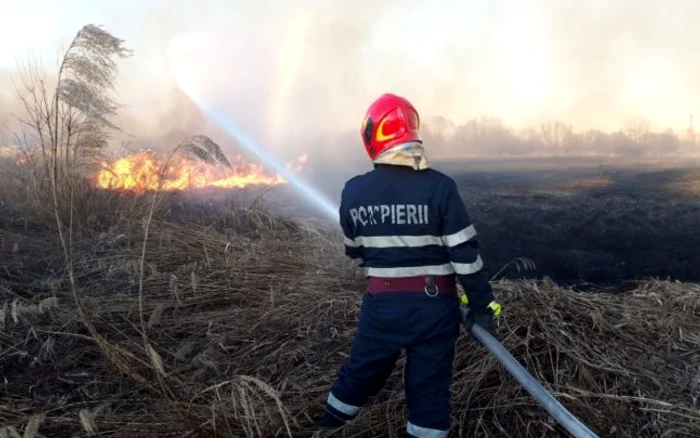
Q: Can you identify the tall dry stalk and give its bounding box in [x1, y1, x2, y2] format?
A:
[47, 25, 155, 384]
[9, 24, 162, 385]
[490, 257, 537, 281]
[137, 135, 231, 394]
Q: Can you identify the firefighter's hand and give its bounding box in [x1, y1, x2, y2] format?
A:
[459, 295, 501, 337]
[463, 310, 495, 336]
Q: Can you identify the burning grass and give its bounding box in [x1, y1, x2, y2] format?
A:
[1, 201, 699, 437]
[93, 150, 308, 193]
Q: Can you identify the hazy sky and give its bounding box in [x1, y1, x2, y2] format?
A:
[1, 0, 699, 160]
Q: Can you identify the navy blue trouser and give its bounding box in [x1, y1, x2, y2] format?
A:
[324, 291, 461, 437]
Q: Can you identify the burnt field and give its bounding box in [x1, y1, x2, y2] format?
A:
[430, 158, 700, 288]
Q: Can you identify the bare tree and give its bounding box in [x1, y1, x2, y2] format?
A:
[647, 128, 680, 156]
[422, 116, 455, 145]
[581, 130, 609, 150]
[539, 121, 573, 154]
[444, 117, 532, 156]
[12, 26, 131, 196]
[454, 119, 477, 146]
[624, 118, 651, 145]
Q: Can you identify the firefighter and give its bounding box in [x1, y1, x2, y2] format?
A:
[317, 93, 502, 437]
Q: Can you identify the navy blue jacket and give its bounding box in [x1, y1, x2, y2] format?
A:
[339, 163, 495, 310]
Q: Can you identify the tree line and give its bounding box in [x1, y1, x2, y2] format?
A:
[420, 115, 698, 158]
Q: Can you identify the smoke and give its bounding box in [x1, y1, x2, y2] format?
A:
[2, 0, 700, 169]
[0, 71, 10, 134]
[0, 102, 10, 147]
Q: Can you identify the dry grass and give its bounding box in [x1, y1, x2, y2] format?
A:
[0, 193, 699, 438]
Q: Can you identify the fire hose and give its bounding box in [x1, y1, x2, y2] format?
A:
[463, 313, 600, 438]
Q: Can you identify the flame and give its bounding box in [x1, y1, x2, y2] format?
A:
[93, 151, 306, 193]
[0, 146, 28, 166]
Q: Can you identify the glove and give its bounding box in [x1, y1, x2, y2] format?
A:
[459, 293, 501, 337]
[463, 309, 495, 336]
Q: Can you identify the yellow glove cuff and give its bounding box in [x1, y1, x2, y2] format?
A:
[459, 292, 469, 306]
[459, 293, 502, 318]
[487, 300, 502, 318]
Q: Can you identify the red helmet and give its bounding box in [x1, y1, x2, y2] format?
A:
[361, 93, 421, 160]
